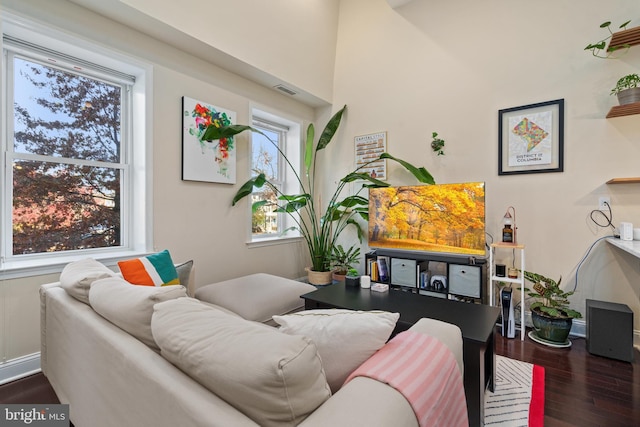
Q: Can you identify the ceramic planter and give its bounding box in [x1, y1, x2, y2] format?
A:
[616, 87, 640, 105]
[531, 308, 573, 343]
[345, 275, 360, 287]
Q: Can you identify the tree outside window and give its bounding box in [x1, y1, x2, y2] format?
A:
[9, 55, 126, 255]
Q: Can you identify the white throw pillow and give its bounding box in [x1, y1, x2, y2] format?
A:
[59, 258, 117, 304]
[89, 276, 187, 350]
[273, 308, 400, 392]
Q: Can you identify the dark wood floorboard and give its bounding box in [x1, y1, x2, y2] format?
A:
[495, 327, 640, 427]
[1, 327, 638, 426]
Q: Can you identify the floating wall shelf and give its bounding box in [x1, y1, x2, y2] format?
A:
[606, 102, 640, 118]
[606, 177, 640, 184]
[608, 26, 640, 51]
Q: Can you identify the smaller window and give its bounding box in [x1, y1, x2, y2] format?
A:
[251, 121, 286, 236]
[249, 108, 301, 243]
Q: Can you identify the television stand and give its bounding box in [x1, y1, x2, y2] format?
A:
[366, 250, 487, 303]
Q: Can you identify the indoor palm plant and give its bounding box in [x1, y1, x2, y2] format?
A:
[201, 105, 435, 285]
[523, 271, 582, 344]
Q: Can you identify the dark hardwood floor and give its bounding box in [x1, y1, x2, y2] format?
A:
[1, 327, 639, 426]
[494, 329, 640, 427]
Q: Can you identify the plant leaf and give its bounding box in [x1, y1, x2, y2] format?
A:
[316, 105, 346, 151]
[251, 200, 269, 213]
[202, 124, 253, 141]
[342, 172, 390, 187]
[380, 153, 436, 184]
[232, 174, 266, 206]
[338, 195, 368, 208]
[304, 124, 315, 174]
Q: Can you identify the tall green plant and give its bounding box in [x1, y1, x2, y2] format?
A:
[201, 105, 435, 272]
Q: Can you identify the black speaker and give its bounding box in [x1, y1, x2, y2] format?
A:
[586, 299, 634, 362]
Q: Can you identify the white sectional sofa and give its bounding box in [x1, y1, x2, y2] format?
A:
[39, 260, 465, 427]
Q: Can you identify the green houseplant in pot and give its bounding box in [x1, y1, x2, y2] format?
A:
[523, 271, 582, 345]
[611, 73, 640, 105]
[201, 105, 435, 285]
[345, 267, 360, 288]
[330, 244, 360, 282]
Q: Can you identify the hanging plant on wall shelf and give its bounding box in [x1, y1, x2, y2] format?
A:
[584, 20, 631, 59]
[431, 131, 445, 156]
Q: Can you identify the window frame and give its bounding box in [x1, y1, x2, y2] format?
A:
[247, 105, 303, 247]
[0, 14, 152, 278]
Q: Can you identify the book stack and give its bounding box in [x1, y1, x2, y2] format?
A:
[367, 255, 390, 282]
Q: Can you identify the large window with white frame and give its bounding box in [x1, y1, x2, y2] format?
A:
[1, 17, 150, 273]
[249, 107, 301, 243]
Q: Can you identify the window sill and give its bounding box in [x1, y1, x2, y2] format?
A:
[0, 249, 150, 280]
[247, 235, 303, 249]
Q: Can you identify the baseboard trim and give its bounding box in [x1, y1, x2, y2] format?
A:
[0, 353, 41, 385]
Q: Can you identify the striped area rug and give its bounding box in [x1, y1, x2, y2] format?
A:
[484, 355, 545, 427]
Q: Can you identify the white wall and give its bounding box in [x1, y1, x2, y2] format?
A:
[328, 0, 640, 332]
[0, 0, 319, 365]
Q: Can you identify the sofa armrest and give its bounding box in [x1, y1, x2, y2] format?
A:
[409, 318, 464, 376]
[301, 317, 463, 427]
[39, 282, 62, 376]
[299, 377, 419, 427]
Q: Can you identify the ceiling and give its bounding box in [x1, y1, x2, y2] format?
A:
[68, 0, 329, 107]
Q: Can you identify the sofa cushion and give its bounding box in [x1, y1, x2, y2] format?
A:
[118, 249, 180, 287]
[89, 276, 187, 350]
[151, 298, 330, 427]
[59, 258, 117, 304]
[175, 260, 194, 295]
[273, 309, 399, 392]
[194, 273, 316, 323]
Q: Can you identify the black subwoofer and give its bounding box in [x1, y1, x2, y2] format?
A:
[586, 299, 634, 362]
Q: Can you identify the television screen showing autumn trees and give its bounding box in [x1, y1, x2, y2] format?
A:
[368, 182, 485, 256]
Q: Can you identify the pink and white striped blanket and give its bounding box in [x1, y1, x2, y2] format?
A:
[344, 330, 468, 427]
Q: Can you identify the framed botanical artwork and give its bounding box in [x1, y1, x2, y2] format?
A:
[498, 99, 564, 175]
[355, 131, 387, 179]
[182, 96, 236, 184]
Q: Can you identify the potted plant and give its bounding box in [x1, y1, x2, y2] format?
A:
[345, 268, 360, 288]
[201, 105, 435, 285]
[523, 271, 582, 345]
[330, 244, 360, 282]
[611, 73, 640, 105]
[584, 20, 632, 59]
[430, 131, 445, 156]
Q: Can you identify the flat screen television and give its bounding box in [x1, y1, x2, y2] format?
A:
[368, 182, 485, 256]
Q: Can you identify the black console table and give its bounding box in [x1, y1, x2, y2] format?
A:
[301, 283, 499, 427]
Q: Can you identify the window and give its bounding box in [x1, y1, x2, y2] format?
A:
[2, 16, 150, 274]
[249, 107, 301, 244]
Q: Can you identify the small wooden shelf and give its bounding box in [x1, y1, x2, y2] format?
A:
[606, 102, 640, 118]
[608, 26, 640, 51]
[606, 177, 640, 184]
[490, 242, 525, 250]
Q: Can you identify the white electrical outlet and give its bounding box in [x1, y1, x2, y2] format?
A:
[598, 196, 610, 210]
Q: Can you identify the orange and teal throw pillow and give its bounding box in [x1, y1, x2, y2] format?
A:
[118, 250, 180, 287]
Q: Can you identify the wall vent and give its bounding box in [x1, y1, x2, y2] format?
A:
[273, 84, 297, 96]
